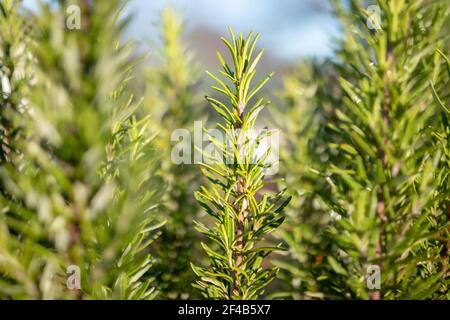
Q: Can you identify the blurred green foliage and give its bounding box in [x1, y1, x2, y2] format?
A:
[141, 8, 204, 299]
[0, 0, 164, 299]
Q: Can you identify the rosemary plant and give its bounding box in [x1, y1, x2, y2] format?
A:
[191, 29, 291, 299]
[0, 0, 163, 299]
[314, 0, 449, 299]
[0, 0, 33, 163]
[143, 8, 203, 299]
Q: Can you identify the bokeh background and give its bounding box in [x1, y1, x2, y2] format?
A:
[24, 0, 341, 66]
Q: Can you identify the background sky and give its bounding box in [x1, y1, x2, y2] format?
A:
[126, 0, 340, 61]
[24, 0, 341, 63]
